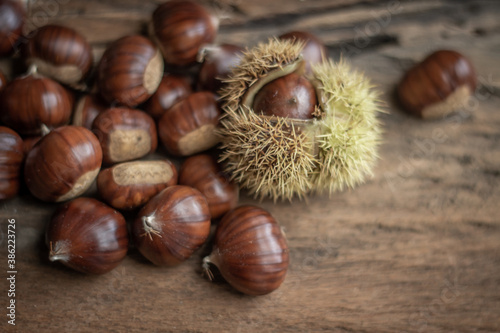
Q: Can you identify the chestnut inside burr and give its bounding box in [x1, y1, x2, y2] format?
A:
[253, 72, 317, 120]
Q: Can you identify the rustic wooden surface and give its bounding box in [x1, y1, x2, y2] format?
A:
[1, 0, 500, 332]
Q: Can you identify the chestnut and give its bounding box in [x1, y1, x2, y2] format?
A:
[132, 185, 211, 266]
[197, 44, 244, 94]
[144, 74, 192, 120]
[158, 91, 221, 156]
[97, 159, 178, 210]
[0, 0, 25, 56]
[279, 30, 327, 73]
[253, 72, 318, 120]
[0, 126, 23, 200]
[203, 205, 289, 295]
[397, 50, 477, 119]
[0, 69, 6, 91]
[179, 154, 238, 219]
[72, 94, 109, 130]
[97, 35, 163, 107]
[92, 107, 157, 165]
[151, 0, 219, 66]
[24, 24, 93, 84]
[24, 126, 102, 202]
[0, 72, 73, 135]
[47, 197, 129, 274]
[22, 136, 41, 155]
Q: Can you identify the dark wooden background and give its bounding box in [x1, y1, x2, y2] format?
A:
[1, 0, 499, 332]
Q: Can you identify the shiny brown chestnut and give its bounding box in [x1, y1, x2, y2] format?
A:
[158, 91, 221, 156]
[72, 94, 109, 130]
[97, 159, 178, 210]
[22, 136, 40, 155]
[97, 35, 163, 107]
[144, 74, 192, 120]
[0, 72, 73, 135]
[132, 185, 211, 266]
[92, 107, 157, 165]
[253, 72, 317, 120]
[24, 126, 102, 202]
[279, 30, 327, 73]
[203, 205, 289, 295]
[24, 24, 93, 84]
[197, 44, 244, 94]
[0, 69, 7, 91]
[179, 154, 238, 219]
[397, 50, 477, 119]
[151, 0, 219, 66]
[0, 126, 23, 200]
[47, 197, 129, 274]
[0, 0, 25, 56]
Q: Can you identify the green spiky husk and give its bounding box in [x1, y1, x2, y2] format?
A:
[218, 39, 382, 201]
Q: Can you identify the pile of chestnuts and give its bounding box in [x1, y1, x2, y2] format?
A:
[0, 0, 478, 296]
[0, 0, 290, 296]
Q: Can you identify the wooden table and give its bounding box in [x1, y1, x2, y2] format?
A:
[1, 0, 500, 332]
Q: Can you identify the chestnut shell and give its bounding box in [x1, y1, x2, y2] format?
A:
[253, 72, 317, 120]
[205, 205, 289, 295]
[279, 30, 326, 73]
[24, 126, 103, 202]
[158, 91, 220, 156]
[97, 35, 163, 107]
[151, 0, 218, 66]
[72, 94, 109, 130]
[197, 44, 244, 94]
[397, 49, 477, 118]
[145, 74, 192, 120]
[92, 107, 158, 165]
[24, 24, 93, 84]
[0, 69, 7, 91]
[179, 154, 238, 219]
[132, 185, 211, 266]
[97, 159, 178, 210]
[46, 197, 129, 274]
[0, 126, 23, 200]
[0, 74, 73, 135]
[0, 0, 25, 56]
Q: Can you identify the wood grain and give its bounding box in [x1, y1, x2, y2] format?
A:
[1, 0, 500, 332]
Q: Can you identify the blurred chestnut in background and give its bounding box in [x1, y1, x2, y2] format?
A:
[144, 74, 191, 120]
[92, 107, 157, 164]
[72, 94, 109, 129]
[179, 154, 238, 219]
[397, 50, 477, 119]
[253, 72, 317, 120]
[279, 30, 327, 73]
[132, 185, 211, 266]
[151, 0, 219, 66]
[0, 126, 23, 200]
[0, 0, 25, 56]
[158, 91, 220, 156]
[47, 197, 129, 274]
[24, 126, 102, 202]
[24, 24, 93, 85]
[0, 72, 73, 135]
[97, 159, 178, 210]
[0, 69, 7, 91]
[197, 44, 244, 94]
[203, 205, 289, 295]
[97, 35, 163, 107]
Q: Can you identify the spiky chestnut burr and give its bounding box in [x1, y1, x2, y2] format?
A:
[218, 39, 382, 201]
